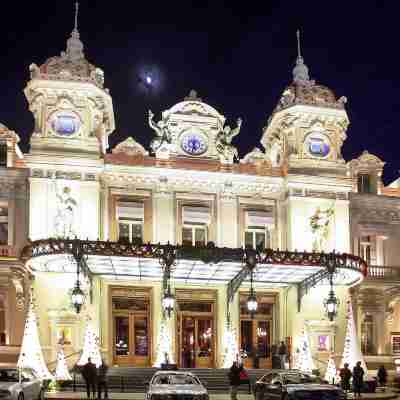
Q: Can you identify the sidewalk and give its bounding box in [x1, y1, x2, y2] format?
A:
[45, 392, 399, 400]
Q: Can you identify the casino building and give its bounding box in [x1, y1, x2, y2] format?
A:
[1, 15, 400, 373]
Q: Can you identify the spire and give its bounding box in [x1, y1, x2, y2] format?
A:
[64, 1, 85, 62]
[292, 29, 310, 84]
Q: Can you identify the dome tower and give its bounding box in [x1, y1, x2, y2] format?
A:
[24, 2, 115, 156]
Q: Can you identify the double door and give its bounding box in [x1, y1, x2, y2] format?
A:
[114, 313, 149, 366]
[241, 319, 272, 369]
[179, 316, 214, 368]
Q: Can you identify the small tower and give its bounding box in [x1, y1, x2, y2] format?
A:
[24, 2, 115, 156]
[261, 30, 349, 172]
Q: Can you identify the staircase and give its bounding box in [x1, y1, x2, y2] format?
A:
[65, 367, 270, 393]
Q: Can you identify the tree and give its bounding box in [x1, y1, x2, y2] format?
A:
[222, 320, 239, 368]
[339, 299, 368, 376]
[294, 326, 315, 373]
[55, 347, 72, 381]
[77, 320, 102, 368]
[17, 291, 53, 380]
[154, 317, 174, 367]
[324, 352, 337, 384]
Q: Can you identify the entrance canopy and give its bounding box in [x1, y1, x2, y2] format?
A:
[22, 239, 366, 288]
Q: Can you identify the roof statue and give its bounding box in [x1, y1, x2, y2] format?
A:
[148, 109, 172, 153]
[215, 117, 242, 163]
[184, 89, 203, 102]
[293, 30, 311, 84]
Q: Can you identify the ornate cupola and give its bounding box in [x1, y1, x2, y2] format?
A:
[261, 31, 349, 172]
[24, 2, 115, 157]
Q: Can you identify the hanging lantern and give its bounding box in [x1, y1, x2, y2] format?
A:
[324, 289, 339, 321]
[247, 269, 258, 316]
[162, 286, 175, 318]
[71, 280, 85, 314]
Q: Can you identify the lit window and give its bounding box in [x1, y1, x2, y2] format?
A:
[359, 236, 376, 265]
[245, 228, 270, 250]
[0, 206, 8, 245]
[118, 221, 143, 244]
[0, 143, 6, 167]
[358, 174, 372, 193]
[116, 201, 144, 244]
[182, 225, 207, 247]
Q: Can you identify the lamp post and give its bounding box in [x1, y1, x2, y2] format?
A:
[323, 251, 340, 321]
[160, 244, 176, 319]
[70, 238, 86, 314]
[162, 284, 175, 318]
[245, 249, 258, 317]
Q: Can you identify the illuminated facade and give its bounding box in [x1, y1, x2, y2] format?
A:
[1, 19, 400, 373]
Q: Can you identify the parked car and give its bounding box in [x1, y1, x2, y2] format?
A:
[145, 371, 209, 400]
[0, 368, 43, 400]
[253, 370, 344, 400]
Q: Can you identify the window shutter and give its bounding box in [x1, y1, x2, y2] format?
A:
[182, 206, 211, 225]
[117, 202, 144, 220]
[245, 210, 274, 227]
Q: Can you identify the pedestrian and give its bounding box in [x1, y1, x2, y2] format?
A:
[82, 357, 97, 399]
[97, 359, 109, 400]
[377, 365, 388, 389]
[278, 341, 287, 369]
[339, 363, 352, 393]
[353, 361, 365, 398]
[228, 361, 243, 400]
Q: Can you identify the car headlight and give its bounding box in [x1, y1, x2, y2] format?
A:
[0, 390, 11, 398]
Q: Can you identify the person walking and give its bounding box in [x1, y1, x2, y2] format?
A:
[339, 363, 352, 393]
[228, 361, 243, 400]
[97, 359, 109, 400]
[82, 357, 97, 399]
[353, 361, 365, 398]
[377, 365, 388, 389]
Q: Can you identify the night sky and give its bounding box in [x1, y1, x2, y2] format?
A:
[0, 2, 398, 184]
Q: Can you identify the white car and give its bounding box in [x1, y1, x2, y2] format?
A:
[0, 368, 43, 400]
[146, 371, 209, 400]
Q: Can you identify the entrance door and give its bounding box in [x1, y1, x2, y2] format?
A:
[180, 316, 213, 368]
[240, 293, 275, 369]
[114, 313, 150, 366]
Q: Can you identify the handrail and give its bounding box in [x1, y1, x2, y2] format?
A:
[47, 350, 81, 372]
[366, 265, 400, 280]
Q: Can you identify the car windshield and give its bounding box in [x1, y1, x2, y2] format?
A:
[294, 390, 340, 400]
[283, 374, 315, 384]
[153, 374, 199, 385]
[0, 370, 19, 382]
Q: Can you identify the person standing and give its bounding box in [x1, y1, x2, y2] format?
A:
[97, 359, 109, 400]
[228, 361, 243, 400]
[82, 357, 97, 399]
[278, 341, 287, 369]
[377, 365, 388, 389]
[353, 361, 365, 398]
[339, 363, 352, 393]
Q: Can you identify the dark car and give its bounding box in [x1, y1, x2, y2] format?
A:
[253, 371, 345, 400]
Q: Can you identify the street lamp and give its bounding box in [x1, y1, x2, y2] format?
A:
[162, 285, 175, 318]
[71, 280, 85, 314]
[323, 251, 340, 321]
[247, 270, 258, 316]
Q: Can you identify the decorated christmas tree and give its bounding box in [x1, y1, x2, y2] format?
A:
[324, 352, 337, 384]
[154, 317, 174, 367]
[77, 320, 102, 368]
[295, 326, 315, 373]
[339, 299, 368, 376]
[222, 320, 239, 368]
[17, 290, 53, 379]
[55, 347, 72, 381]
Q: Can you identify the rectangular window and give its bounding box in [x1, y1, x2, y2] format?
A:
[0, 143, 7, 167]
[359, 236, 376, 265]
[0, 206, 8, 245]
[392, 335, 400, 355]
[358, 174, 371, 193]
[244, 209, 273, 250]
[182, 225, 207, 247]
[245, 228, 269, 250]
[117, 201, 144, 243]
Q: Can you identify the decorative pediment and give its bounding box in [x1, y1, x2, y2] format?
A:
[112, 137, 149, 156]
[349, 150, 385, 168]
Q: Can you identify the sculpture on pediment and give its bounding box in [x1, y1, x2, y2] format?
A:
[148, 110, 172, 153]
[54, 183, 77, 238]
[309, 205, 334, 251]
[216, 117, 242, 163]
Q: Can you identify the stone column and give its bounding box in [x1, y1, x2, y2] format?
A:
[217, 194, 237, 247]
[153, 191, 175, 244]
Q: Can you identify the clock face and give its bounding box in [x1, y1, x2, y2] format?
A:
[306, 133, 330, 158]
[180, 132, 208, 155]
[51, 112, 81, 137]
